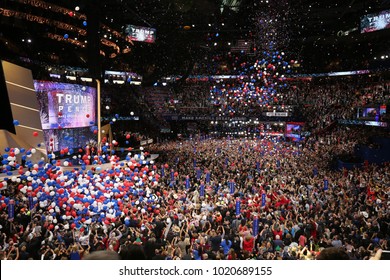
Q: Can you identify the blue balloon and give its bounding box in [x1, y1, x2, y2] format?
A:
[13, 120, 20, 126]
[83, 21, 87, 26]
[64, 34, 69, 39]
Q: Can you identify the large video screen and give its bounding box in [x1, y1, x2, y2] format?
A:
[361, 9, 390, 33]
[286, 122, 304, 140]
[43, 126, 97, 153]
[125, 25, 156, 43]
[34, 81, 97, 153]
[362, 107, 379, 119]
[34, 81, 96, 129]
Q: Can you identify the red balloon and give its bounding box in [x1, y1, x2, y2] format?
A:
[71, 223, 76, 229]
[86, 114, 90, 118]
[33, 131, 39, 137]
[126, 134, 130, 139]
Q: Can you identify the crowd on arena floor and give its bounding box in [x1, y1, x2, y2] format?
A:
[0, 122, 389, 260]
[0, 72, 389, 260]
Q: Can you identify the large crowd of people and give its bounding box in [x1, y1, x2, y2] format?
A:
[0, 68, 389, 261]
[0, 120, 389, 260]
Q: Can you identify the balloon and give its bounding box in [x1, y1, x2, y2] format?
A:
[33, 132, 39, 137]
[13, 120, 20, 126]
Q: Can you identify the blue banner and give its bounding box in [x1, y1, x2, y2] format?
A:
[193, 159, 197, 169]
[8, 199, 15, 221]
[200, 184, 205, 197]
[205, 171, 210, 183]
[276, 160, 280, 168]
[324, 179, 329, 191]
[161, 167, 165, 177]
[170, 170, 174, 182]
[235, 198, 241, 216]
[28, 194, 34, 210]
[225, 157, 229, 166]
[185, 176, 190, 189]
[313, 167, 318, 176]
[261, 193, 266, 207]
[256, 161, 260, 172]
[196, 168, 201, 180]
[253, 216, 259, 236]
[229, 181, 235, 194]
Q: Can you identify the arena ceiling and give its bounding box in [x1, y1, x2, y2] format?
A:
[0, 0, 389, 79]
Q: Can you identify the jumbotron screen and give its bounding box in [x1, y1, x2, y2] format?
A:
[361, 9, 390, 33]
[34, 81, 97, 152]
[34, 81, 96, 129]
[286, 122, 304, 140]
[125, 24, 156, 43]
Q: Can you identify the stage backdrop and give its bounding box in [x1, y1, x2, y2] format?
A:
[1, 60, 46, 155]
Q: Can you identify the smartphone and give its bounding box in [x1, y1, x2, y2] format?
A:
[380, 250, 390, 260]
